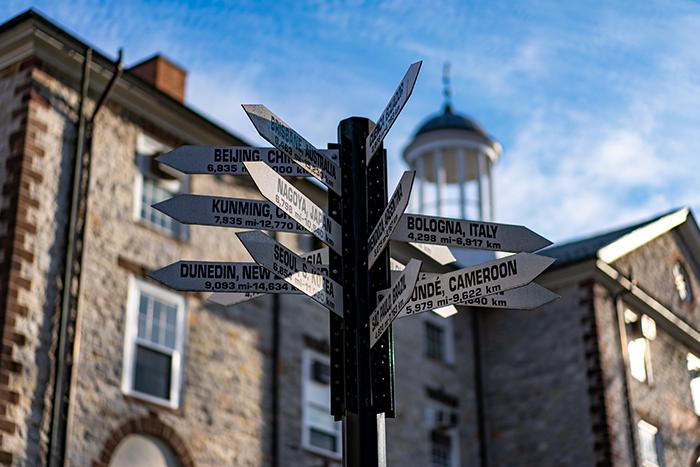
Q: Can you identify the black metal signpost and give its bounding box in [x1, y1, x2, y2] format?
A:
[150, 60, 558, 467]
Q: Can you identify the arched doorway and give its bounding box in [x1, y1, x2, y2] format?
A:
[109, 434, 181, 467]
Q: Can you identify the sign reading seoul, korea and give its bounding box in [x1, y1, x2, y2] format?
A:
[237, 230, 343, 317]
[244, 161, 342, 254]
[153, 194, 308, 233]
[157, 145, 337, 177]
[243, 105, 341, 193]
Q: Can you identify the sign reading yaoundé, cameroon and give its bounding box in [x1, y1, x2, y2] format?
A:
[399, 253, 555, 317]
[366, 61, 422, 163]
[243, 104, 341, 193]
[369, 259, 422, 348]
[237, 230, 343, 317]
[153, 194, 308, 233]
[208, 247, 329, 306]
[457, 282, 559, 310]
[392, 214, 552, 252]
[149, 261, 299, 293]
[245, 161, 342, 254]
[156, 146, 337, 177]
[367, 170, 415, 268]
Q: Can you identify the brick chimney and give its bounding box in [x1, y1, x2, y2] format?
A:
[129, 54, 187, 102]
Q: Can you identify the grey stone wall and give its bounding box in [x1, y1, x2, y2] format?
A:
[478, 280, 598, 467]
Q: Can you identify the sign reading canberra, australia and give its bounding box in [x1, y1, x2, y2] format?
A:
[243, 104, 341, 193]
[237, 230, 343, 317]
[245, 161, 342, 254]
[399, 253, 556, 317]
[153, 194, 308, 233]
[392, 214, 552, 253]
[156, 145, 337, 177]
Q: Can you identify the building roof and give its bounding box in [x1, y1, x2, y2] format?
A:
[415, 103, 494, 141]
[544, 208, 691, 268]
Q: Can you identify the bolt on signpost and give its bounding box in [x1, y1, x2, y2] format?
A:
[150, 60, 558, 467]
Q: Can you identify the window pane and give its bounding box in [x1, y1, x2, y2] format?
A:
[309, 428, 337, 453]
[164, 305, 177, 349]
[431, 431, 452, 467]
[426, 322, 445, 361]
[137, 295, 149, 339]
[133, 345, 172, 400]
[638, 421, 660, 467]
[628, 338, 647, 382]
[140, 177, 180, 236]
[151, 301, 162, 345]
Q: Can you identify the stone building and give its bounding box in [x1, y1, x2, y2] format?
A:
[1, 9, 700, 467]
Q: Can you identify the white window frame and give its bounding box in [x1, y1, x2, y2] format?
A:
[638, 420, 662, 467]
[425, 406, 460, 467]
[133, 133, 189, 238]
[688, 354, 700, 416]
[424, 312, 455, 364]
[625, 309, 653, 384]
[122, 276, 187, 409]
[301, 349, 342, 460]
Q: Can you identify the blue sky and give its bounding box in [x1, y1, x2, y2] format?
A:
[2, 0, 700, 242]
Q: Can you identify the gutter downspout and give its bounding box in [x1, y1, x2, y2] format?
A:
[48, 47, 123, 466]
[271, 292, 281, 467]
[470, 309, 488, 467]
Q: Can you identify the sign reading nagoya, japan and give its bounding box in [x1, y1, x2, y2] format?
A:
[392, 214, 552, 253]
[243, 104, 341, 193]
[245, 161, 342, 254]
[156, 145, 337, 177]
[399, 253, 555, 317]
[237, 230, 343, 317]
[208, 247, 329, 306]
[149, 261, 298, 294]
[153, 194, 308, 233]
[367, 171, 415, 268]
[369, 259, 422, 348]
[366, 61, 422, 163]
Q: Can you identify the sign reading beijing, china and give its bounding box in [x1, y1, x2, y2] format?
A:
[244, 161, 342, 254]
[157, 145, 337, 177]
[243, 104, 341, 193]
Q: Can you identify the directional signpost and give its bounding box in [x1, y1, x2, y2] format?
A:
[149, 61, 558, 467]
[157, 145, 337, 177]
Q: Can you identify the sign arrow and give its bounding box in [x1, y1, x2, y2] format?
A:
[369, 258, 422, 348]
[368, 171, 415, 268]
[148, 261, 299, 293]
[366, 61, 422, 164]
[208, 247, 329, 306]
[236, 230, 343, 317]
[456, 282, 560, 310]
[245, 161, 342, 254]
[400, 253, 555, 318]
[392, 214, 552, 253]
[156, 145, 337, 177]
[409, 242, 456, 265]
[153, 194, 308, 233]
[242, 104, 341, 193]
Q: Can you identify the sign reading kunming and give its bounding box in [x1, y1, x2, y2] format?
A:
[243, 104, 341, 193]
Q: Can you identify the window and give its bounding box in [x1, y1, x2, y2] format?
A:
[426, 406, 459, 467]
[625, 309, 652, 383]
[122, 277, 186, 408]
[302, 350, 341, 458]
[638, 420, 663, 467]
[688, 354, 700, 416]
[133, 133, 187, 238]
[673, 262, 693, 303]
[424, 314, 454, 363]
[431, 431, 452, 467]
